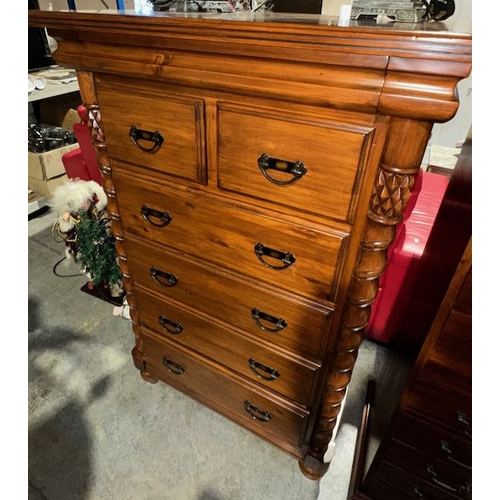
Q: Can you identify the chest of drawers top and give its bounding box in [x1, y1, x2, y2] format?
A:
[29, 9, 471, 120]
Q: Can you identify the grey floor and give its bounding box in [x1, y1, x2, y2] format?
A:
[28, 207, 413, 500]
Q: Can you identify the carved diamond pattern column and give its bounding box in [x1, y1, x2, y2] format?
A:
[301, 117, 433, 479]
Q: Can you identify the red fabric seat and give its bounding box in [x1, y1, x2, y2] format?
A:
[365, 170, 449, 351]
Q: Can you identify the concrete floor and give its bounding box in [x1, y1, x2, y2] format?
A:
[28, 207, 412, 500]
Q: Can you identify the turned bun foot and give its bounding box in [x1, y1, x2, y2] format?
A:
[299, 457, 330, 480]
[140, 370, 159, 384]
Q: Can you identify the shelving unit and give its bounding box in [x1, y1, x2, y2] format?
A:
[28, 67, 80, 217]
[29, 80, 80, 103]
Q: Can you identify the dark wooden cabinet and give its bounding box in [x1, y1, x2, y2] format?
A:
[28, 9, 471, 480]
[355, 237, 472, 499]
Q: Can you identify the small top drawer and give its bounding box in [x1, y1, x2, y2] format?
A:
[95, 77, 206, 184]
[217, 102, 375, 223]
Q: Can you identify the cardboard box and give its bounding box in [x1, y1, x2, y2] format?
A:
[28, 143, 79, 181]
[28, 174, 70, 198]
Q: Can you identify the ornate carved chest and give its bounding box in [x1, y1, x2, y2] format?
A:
[28, 9, 471, 479]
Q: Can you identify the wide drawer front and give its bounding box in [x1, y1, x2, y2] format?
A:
[114, 170, 347, 301]
[135, 287, 319, 406]
[125, 235, 332, 361]
[141, 329, 309, 453]
[393, 413, 472, 471]
[217, 103, 374, 223]
[365, 460, 469, 500]
[404, 380, 472, 441]
[95, 78, 206, 184]
[382, 439, 471, 498]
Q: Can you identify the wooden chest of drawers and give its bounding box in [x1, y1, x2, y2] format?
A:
[359, 238, 472, 499]
[29, 9, 472, 479]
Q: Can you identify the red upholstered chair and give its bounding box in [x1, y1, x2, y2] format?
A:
[365, 170, 450, 352]
[62, 105, 102, 184]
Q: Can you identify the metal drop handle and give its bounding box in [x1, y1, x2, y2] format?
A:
[141, 205, 172, 227]
[439, 440, 471, 470]
[257, 153, 307, 186]
[150, 266, 178, 287]
[129, 125, 164, 153]
[425, 464, 470, 495]
[254, 242, 296, 270]
[413, 485, 425, 499]
[251, 308, 287, 333]
[426, 464, 457, 492]
[158, 315, 183, 335]
[457, 411, 472, 438]
[243, 400, 272, 422]
[162, 357, 185, 375]
[248, 358, 280, 381]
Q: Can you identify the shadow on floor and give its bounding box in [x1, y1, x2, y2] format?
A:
[28, 296, 111, 500]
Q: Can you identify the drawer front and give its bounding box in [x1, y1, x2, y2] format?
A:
[114, 170, 347, 301]
[95, 78, 206, 183]
[125, 235, 332, 361]
[367, 460, 469, 500]
[404, 380, 472, 440]
[141, 329, 309, 451]
[135, 287, 319, 406]
[217, 103, 374, 223]
[383, 439, 471, 498]
[393, 413, 472, 471]
[420, 310, 471, 396]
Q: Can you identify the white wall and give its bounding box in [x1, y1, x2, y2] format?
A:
[321, 0, 346, 15]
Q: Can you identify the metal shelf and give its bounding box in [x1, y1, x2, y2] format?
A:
[28, 193, 49, 216]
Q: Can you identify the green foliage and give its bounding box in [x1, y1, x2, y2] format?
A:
[74, 209, 122, 287]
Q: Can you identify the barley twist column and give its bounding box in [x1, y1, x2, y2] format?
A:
[76, 71, 158, 383]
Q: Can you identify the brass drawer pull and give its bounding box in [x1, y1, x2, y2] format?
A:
[251, 308, 287, 333]
[129, 125, 164, 153]
[439, 440, 471, 470]
[141, 205, 172, 227]
[248, 358, 280, 381]
[243, 400, 273, 422]
[162, 357, 185, 375]
[425, 463, 471, 495]
[150, 266, 178, 287]
[257, 153, 307, 186]
[158, 315, 183, 335]
[254, 242, 296, 270]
